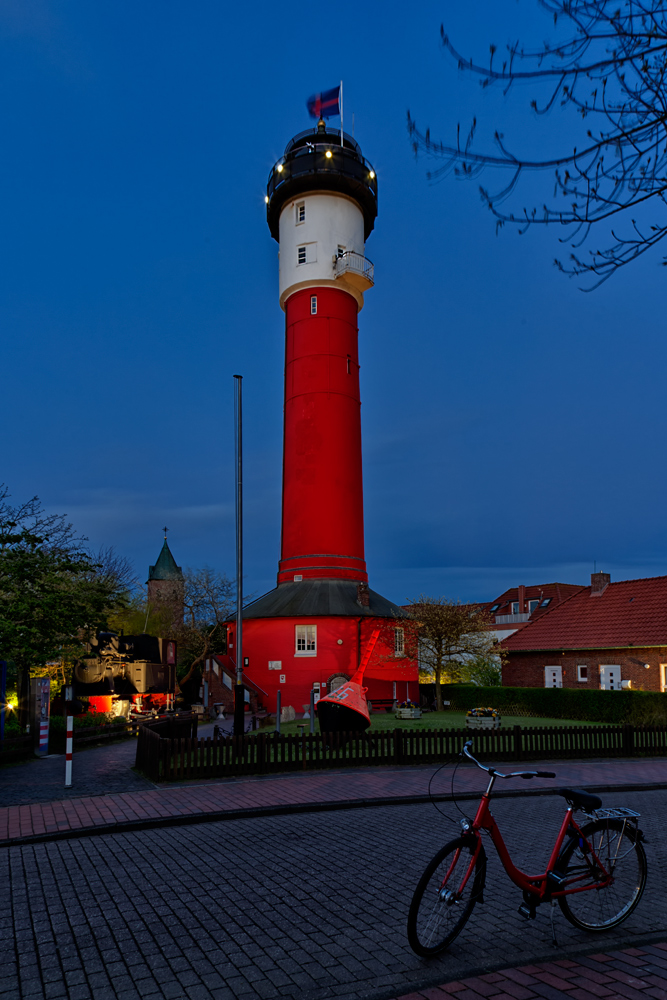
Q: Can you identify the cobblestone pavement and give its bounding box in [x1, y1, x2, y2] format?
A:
[2, 787, 666, 1000]
[392, 944, 667, 1000]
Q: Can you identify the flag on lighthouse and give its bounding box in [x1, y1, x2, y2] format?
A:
[306, 85, 340, 119]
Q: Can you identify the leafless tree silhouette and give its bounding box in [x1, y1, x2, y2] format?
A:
[408, 1, 667, 288]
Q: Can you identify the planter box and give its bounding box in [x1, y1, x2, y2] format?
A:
[395, 707, 422, 720]
[466, 717, 501, 730]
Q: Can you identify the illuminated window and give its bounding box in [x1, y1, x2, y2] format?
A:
[394, 628, 405, 655]
[298, 246, 307, 265]
[296, 202, 305, 224]
[295, 625, 316, 655]
[310, 296, 317, 315]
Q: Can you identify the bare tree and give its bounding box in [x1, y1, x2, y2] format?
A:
[408, 1, 667, 287]
[177, 568, 236, 686]
[405, 596, 500, 711]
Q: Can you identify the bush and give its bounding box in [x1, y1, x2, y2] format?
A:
[443, 684, 667, 725]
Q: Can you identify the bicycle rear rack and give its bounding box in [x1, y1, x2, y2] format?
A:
[584, 807, 641, 821]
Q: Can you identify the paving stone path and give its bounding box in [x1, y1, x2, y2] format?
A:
[392, 943, 667, 1000]
[1, 785, 667, 1000]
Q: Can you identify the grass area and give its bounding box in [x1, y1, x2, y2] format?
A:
[270, 710, 608, 737]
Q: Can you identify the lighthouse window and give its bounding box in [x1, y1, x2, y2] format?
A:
[337, 245, 346, 257]
[310, 296, 317, 315]
[394, 628, 405, 656]
[346, 356, 351, 374]
[295, 625, 317, 655]
[297, 246, 307, 265]
[296, 202, 306, 224]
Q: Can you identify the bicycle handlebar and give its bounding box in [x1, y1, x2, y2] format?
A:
[462, 740, 556, 780]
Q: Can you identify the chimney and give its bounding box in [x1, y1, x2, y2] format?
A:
[356, 582, 370, 608]
[591, 572, 611, 595]
[518, 584, 525, 613]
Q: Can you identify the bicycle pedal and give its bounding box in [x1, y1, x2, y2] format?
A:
[518, 903, 536, 920]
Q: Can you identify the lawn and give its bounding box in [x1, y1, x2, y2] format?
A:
[271, 710, 607, 737]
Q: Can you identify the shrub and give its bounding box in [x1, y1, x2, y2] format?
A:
[443, 684, 667, 725]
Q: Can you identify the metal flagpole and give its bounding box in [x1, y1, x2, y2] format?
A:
[340, 80, 343, 145]
[233, 374, 245, 736]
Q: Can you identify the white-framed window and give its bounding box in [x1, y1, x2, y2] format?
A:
[296, 201, 305, 224]
[394, 627, 405, 656]
[577, 665, 588, 683]
[297, 246, 307, 265]
[310, 296, 317, 315]
[337, 244, 346, 257]
[295, 625, 316, 655]
[528, 599, 539, 614]
[511, 602, 520, 614]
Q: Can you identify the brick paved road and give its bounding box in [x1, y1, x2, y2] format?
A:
[2, 788, 666, 1000]
[392, 945, 667, 1000]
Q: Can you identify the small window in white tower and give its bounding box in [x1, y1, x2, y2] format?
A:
[297, 246, 307, 265]
[310, 296, 317, 315]
[337, 245, 346, 257]
[296, 202, 305, 224]
[295, 625, 316, 655]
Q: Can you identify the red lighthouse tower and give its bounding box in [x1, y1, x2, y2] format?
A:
[223, 120, 417, 714]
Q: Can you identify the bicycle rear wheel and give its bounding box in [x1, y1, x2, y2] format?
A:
[407, 836, 486, 957]
[557, 819, 647, 931]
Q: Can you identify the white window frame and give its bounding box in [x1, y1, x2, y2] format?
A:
[528, 599, 539, 614]
[337, 244, 346, 257]
[577, 664, 588, 683]
[394, 627, 405, 656]
[297, 246, 307, 265]
[511, 601, 520, 614]
[295, 624, 316, 656]
[310, 296, 317, 315]
[296, 201, 305, 224]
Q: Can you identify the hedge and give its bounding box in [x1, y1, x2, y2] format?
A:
[442, 684, 667, 724]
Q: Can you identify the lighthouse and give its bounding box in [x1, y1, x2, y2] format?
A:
[223, 119, 417, 714]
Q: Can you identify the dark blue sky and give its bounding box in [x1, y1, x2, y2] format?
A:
[2, 1, 664, 604]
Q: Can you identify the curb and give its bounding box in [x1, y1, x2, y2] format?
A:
[2, 778, 666, 849]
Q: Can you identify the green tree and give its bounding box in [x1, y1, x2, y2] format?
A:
[406, 596, 498, 710]
[460, 652, 503, 688]
[0, 488, 130, 724]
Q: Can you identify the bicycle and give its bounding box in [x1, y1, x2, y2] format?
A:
[407, 740, 647, 957]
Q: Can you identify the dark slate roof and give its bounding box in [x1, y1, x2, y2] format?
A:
[503, 574, 667, 651]
[240, 579, 408, 620]
[147, 540, 184, 582]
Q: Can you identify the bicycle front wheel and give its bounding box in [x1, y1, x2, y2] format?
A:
[407, 836, 486, 957]
[557, 819, 647, 932]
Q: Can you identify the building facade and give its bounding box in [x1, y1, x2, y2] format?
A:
[502, 572, 667, 692]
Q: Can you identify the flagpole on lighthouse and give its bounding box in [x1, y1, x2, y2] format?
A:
[340, 79, 343, 145]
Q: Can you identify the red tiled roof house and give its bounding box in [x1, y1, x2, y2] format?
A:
[502, 573, 667, 692]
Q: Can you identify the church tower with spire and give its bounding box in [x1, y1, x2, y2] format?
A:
[147, 530, 184, 627]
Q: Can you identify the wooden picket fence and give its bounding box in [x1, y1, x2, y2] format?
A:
[135, 722, 667, 783]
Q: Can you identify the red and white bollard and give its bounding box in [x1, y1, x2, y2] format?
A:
[64, 685, 73, 788]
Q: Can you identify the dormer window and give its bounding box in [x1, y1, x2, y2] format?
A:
[511, 602, 520, 614]
[296, 202, 305, 224]
[529, 599, 539, 613]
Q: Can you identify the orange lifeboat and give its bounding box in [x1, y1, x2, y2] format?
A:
[316, 629, 379, 733]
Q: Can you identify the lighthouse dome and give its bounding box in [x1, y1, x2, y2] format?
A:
[266, 121, 378, 241]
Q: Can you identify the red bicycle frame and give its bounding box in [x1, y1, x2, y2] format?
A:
[451, 786, 613, 903]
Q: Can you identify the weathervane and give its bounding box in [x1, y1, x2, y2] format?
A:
[162, 526, 168, 539]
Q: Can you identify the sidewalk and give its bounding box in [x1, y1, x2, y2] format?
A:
[0, 753, 665, 847]
[392, 943, 667, 1000]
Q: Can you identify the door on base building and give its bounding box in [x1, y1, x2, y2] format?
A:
[660, 664, 667, 693]
[544, 666, 562, 688]
[599, 665, 621, 690]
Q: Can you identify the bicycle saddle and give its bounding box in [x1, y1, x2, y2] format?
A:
[558, 787, 602, 811]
